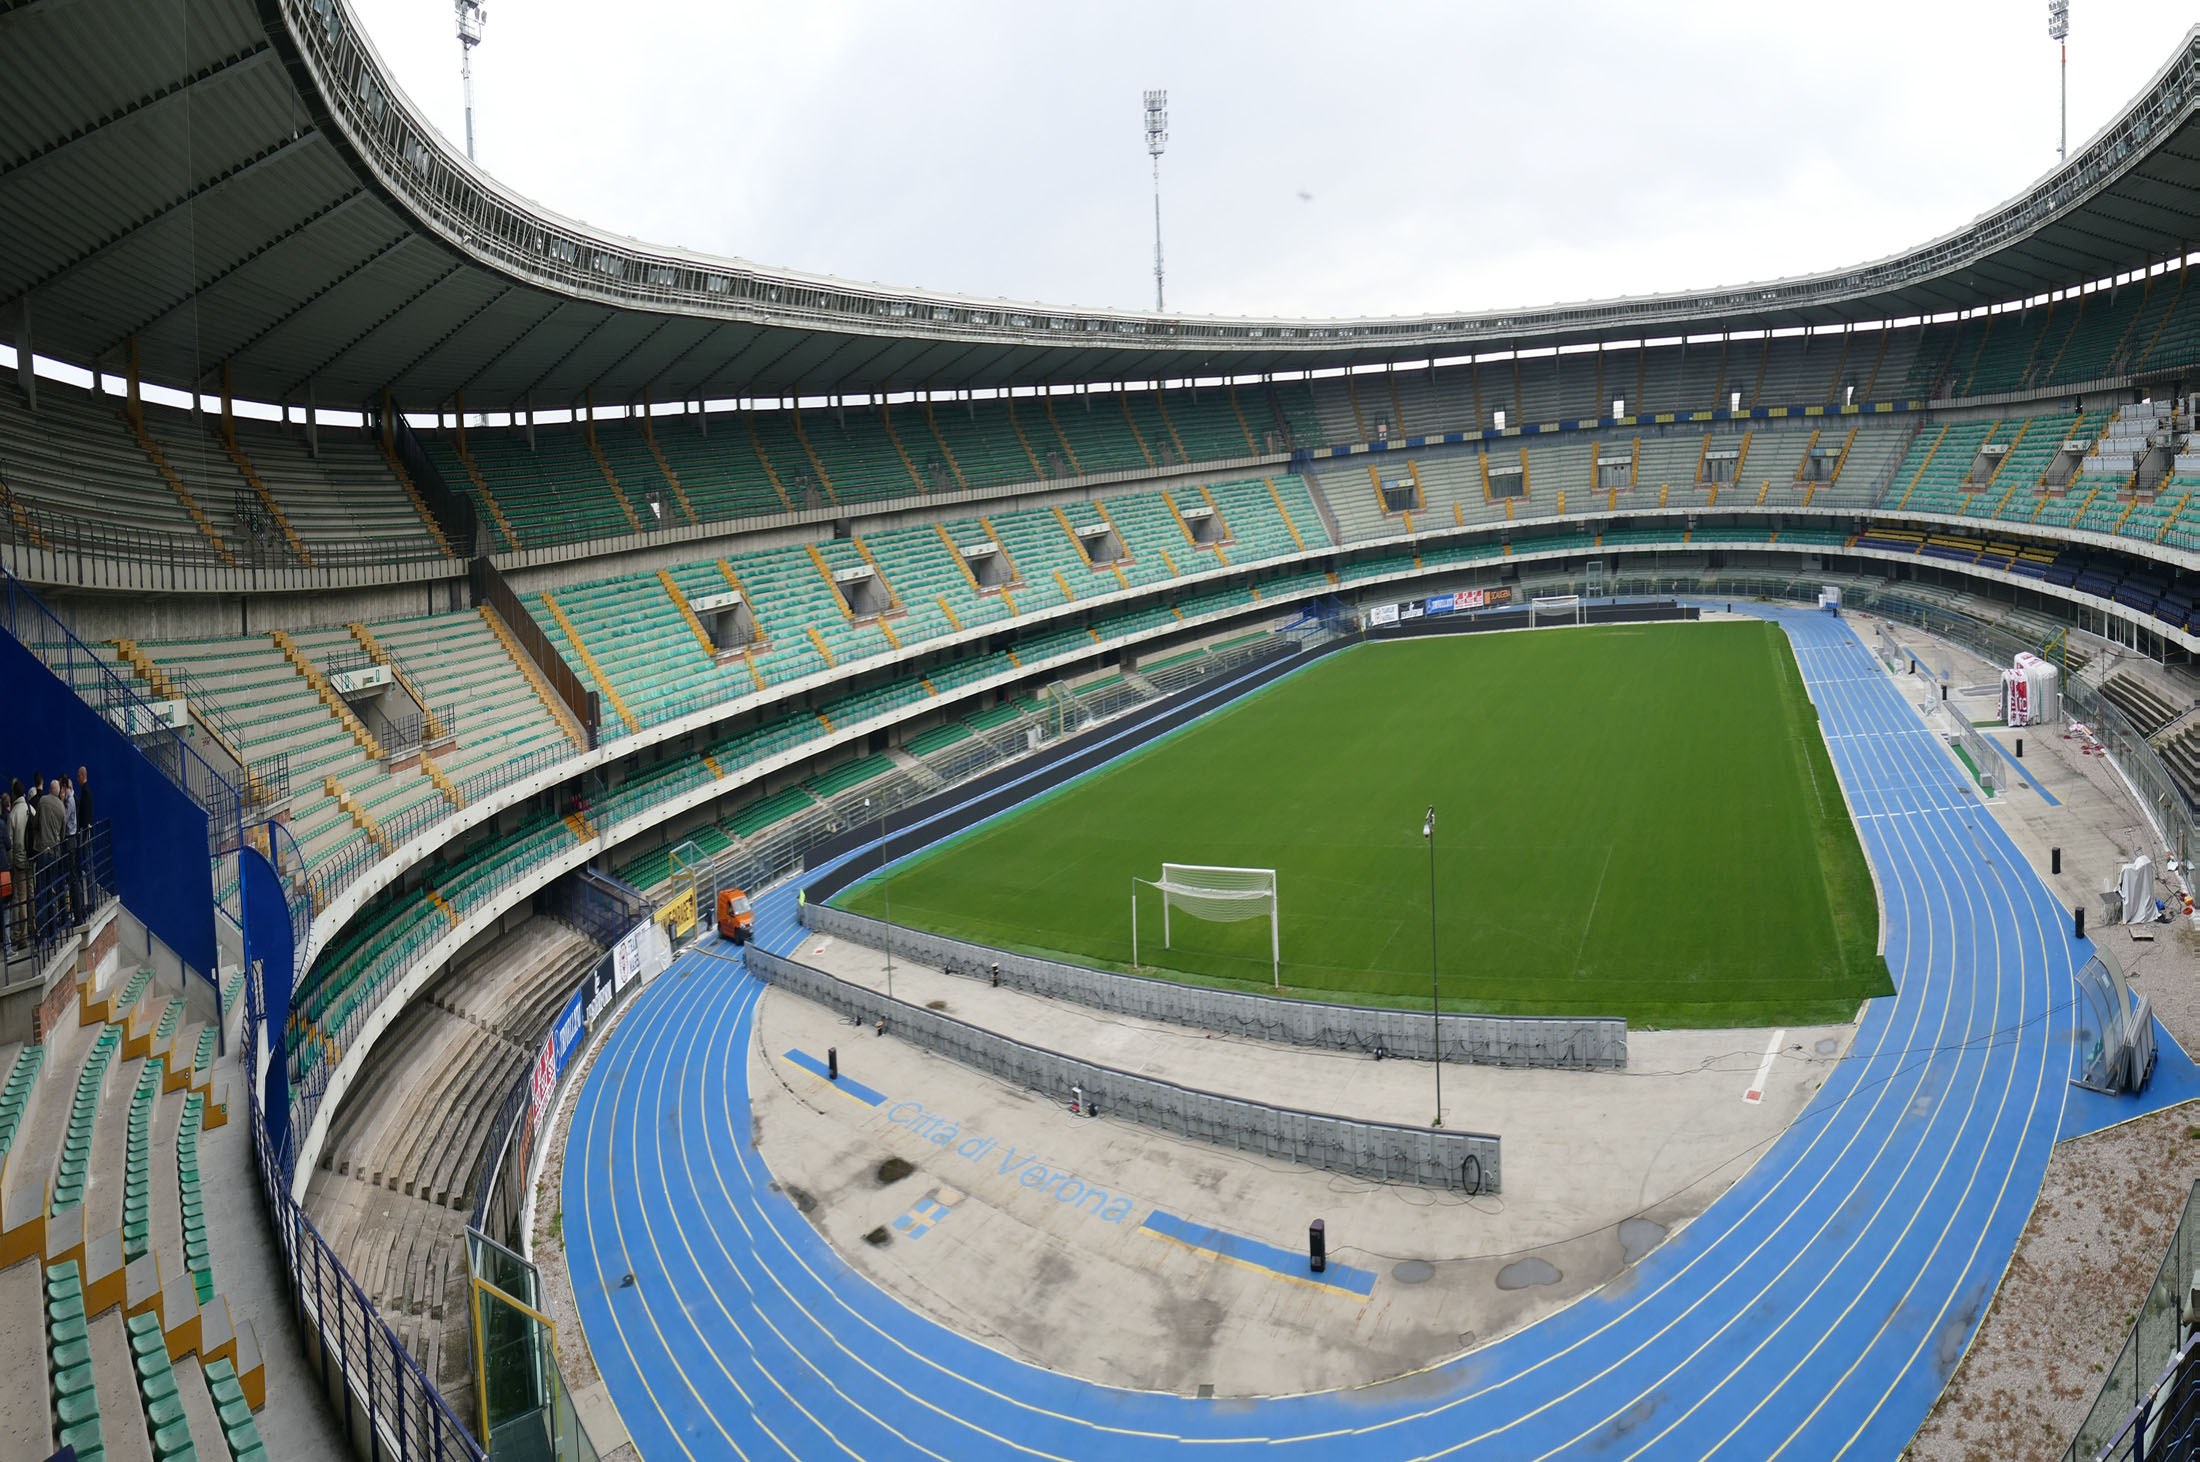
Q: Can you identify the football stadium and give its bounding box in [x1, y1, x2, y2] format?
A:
[6, 3, 2200, 1459]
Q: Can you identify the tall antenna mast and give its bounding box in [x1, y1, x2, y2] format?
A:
[1144, 90, 1168, 312]
[2048, 0, 2069, 163]
[456, 0, 488, 161]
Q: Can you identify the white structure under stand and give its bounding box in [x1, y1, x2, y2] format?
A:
[1133, 864, 1280, 986]
[2002, 651, 2063, 726]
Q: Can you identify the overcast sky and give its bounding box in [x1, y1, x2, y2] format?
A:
[353, 2, 2188, 322]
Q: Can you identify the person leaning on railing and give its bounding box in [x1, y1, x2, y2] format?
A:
[6, 779, 29, 946]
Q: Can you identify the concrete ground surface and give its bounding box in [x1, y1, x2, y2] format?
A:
[748, 932, 1848, 1393]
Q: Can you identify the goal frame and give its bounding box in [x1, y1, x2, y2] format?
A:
[1131, 863, 1280, 986]
[1532, 593, 1583, 627]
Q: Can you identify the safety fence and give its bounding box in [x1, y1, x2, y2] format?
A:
[1859, 589, 2200, 864]
[2066, 1178, 2200, 1462]
[1, 564, 241, 870]
[241, 971, 485, 1462]
[2, 820, 115, 974]
[748, 944, 1501, 1191]
[801, 903, 1626, 1071]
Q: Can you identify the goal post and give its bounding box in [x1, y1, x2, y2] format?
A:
[1131, 863, 1280, 986]
[1532, 593, 1583, 627]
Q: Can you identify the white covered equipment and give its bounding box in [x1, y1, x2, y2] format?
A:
[2001, 652, 2062, 726]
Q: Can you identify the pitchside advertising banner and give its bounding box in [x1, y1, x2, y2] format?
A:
[1371, 586, 1513, 627]
[527, 918, 673, 1141]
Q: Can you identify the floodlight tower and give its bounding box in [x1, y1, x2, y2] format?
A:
[2048, 0, 2069, 163]
[1144, 90, 1168, 312]
[456, 0, 488, 162]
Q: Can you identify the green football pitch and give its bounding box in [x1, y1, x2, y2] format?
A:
[835, 623, 1891, 1028]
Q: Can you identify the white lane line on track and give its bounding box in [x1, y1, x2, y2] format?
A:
[572, 606, 2059, 1458]
[1744, 1030, 1786, 1104]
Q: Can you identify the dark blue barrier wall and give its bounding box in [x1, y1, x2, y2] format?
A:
[0, 629, 215, 974]
[240, 844, 294, 1161]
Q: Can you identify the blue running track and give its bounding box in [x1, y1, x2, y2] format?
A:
[564, 606, 2111, 1460]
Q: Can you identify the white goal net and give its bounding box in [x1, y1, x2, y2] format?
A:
[1532, 593, 1582, 625]
[1132, 863, 1280, 985]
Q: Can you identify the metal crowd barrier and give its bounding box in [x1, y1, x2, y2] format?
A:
[748, 944, 1501, 1192]
[801, 903, 1626, 1071]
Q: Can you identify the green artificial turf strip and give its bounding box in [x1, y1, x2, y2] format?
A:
[838, 623, 1892, 1027]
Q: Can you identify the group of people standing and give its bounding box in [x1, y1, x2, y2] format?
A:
[4, 765, 94, 947]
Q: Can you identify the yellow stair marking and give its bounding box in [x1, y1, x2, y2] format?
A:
[1003, 397, 1046, 478]
[1041, 396, 1084, 475]
[921, 400, 969, 489]
[1343, 375, 1370, 439]
[1151, 389, 1190, 463]
[745, 411, 795, 512]
[1051, 505, 1095, 568]
[638, 410, 701, 524]
[1225, 383, 1259, 453]
[346, 622, 448, 745]
[540, 593, 640, 733]
[877, 400, 929, 494]
[580, 401, 645, 533]
[1118, 392, 1156, 467]
[1054, 568, 1076, 602]
[806, 543, 858, 620]
[271, 630, 383, 758]
[1161, 489, 1202, 546]
[1895, 424, 1951, 511]
[936, 594, 962, 631]
[1263, 478, 1306, 551]
[447, 425, 520, 550]
[373, 410, 453, 555]
[789, 406, 839, 503]
[477, 606, 588, 749]
[123, 409, 233, 564]
[658, 569, 718, 656]
[218, 424, 312, 564]
[805, 623, 837, 667]
[1405, 460, 1428, 511]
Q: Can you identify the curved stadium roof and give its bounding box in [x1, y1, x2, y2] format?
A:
[3, 0, 2199, 411]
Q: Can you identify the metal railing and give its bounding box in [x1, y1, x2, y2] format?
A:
[804, 903, 1624, 1070]
[3, 820, 115, 974]
[750, 944, 1501, 1190]
[1, 565, 242, 878]
[240, 957, 485, 1462]
[2066, 1178, 2200, 1461]
[0, 492, 451, 590]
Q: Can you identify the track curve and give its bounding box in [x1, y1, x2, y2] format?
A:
[565, 607, 2079, 1459]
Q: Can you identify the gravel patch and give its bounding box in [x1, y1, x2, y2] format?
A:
[1908, 1101, 2200, 1462]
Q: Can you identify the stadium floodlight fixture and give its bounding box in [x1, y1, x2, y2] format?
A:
[2048, 0, 2069, 162]
[1144, 90, 1168, 312]
[1424, 805, 1442, 1129]
[455, 0, 488, 162]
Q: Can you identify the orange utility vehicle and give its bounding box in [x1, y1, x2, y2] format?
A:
[717, 888, 755, 944]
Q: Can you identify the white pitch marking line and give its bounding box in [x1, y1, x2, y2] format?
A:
[1745, 1028, 1786, 1104]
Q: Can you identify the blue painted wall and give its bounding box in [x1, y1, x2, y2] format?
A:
[0, 629, 215, 975]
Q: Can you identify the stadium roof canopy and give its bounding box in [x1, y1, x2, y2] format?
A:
[4, 0, 2200, 412]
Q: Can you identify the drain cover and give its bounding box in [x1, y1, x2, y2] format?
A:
[1618, 1217, 1667, 1266]
[1496, 1257, 1562, 1291]
[1816, 1038, 1839, 1056]
[1391, 1259, 1435, 1284]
